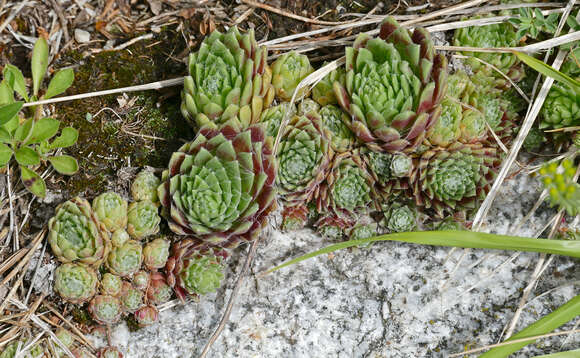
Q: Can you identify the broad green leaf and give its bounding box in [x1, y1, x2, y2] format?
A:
[479, 294, 580, 357]
[0, 102, 23, 126]
[3, 64, 29, 101]
[513, 51, 580, 93]
[3, 115, 19, 134]
[20, 166, 46, 198]
[0, 128, 10, 142]
[13, 118, 33, 142]
[0, 80, 14, 105]
[0, 143, 12, 166]
[49, 127, 78, 148]
[48, 155, 78, 175]
[267, 231, 580, 274]
[44, 69, 74, 99]
[27, 117, 60, 144]
[14, 146, 40, 166]
[31, 37, 49, 96]
[534, 350, 580, 358]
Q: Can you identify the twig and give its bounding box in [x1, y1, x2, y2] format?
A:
[92, 33, 154, 53]
[50, 0, 70, 43]
[198, 239, 260, 358]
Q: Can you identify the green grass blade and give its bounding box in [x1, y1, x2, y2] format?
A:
[478, 294, 580, 357]
[266, 231, 580, 274]
[533, 350, 580, 358]
[513, 51, 580, 93]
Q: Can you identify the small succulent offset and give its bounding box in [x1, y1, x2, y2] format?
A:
[277, 113, 333, 205]
[98, 346, 124, 358]
[111, 229, 130, 247]
[312, 65, 346, 106]
[258, 102, 296, 137]
[100, 273, 123, 296]
[106, 240, 143, 277]
[165, 239, 227, 301]
[334, 17, 447, 153]
[143, 238, 171, 270]
[48, 197, 109, 265]
[119, 282, 143, 312]
[147, 272, 173, 305]
[509, 8, 559, 40]
[89, 295, 123, 325]
[54, 263, 98, 304]
[348, 222, 377, 241]
[540, 79, 580, 130]
[181, 26, 274, 129]
[539, 158, 580, 216]
[132, 270, 150, 291]
[92, 192, 128, 232]
[131, 170, 161, 204]
[0, 37, 79, 198]
[319, 105, 356, 153]
[158, 120, 276, 248]
[411, 143, 500, 216]
[272, 51, 315, 101]
[365, 150, 413, 198]
[0, 341, 43, 358]
[281, 205, 309, 231]
[315, 214, 354, 241]
[297, 98, 320, 116]
[426, 99, 461, 147]
[381, 202, 418, 233]
[126, 201, 160, 240]
[134, 305, 159, 327]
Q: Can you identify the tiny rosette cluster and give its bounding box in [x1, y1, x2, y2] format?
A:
[158, 120, 277, 248]
[181, 26, 274, 129]
[334, 17, 447, 153]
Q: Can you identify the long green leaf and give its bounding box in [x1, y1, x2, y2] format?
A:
[31, 37, 49, 97]
[266, 231, 580, 274]
[479, 294, 580, 357]
[513, 51, 580, 93]
[0, 102, 23, 126]
[534, 350, 580, 358]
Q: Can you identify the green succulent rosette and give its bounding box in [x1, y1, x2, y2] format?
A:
[427, 99, 461, 147]
[297, 98, 320, 116]
[314, 214, 354, 241]
[523, 127, 546, 152]
[459, 109, 487, 144]
[100, 273, 123, 296]
[54, 263, 98, 304]
[453, 16, 522, 80]
[348, 222, 377, 241]
[432, 216, 466, 231]
[540, 81, 580, 130]
[143, 238, 171, 270]
[411, 142, 501, 216]
[319, 105, 356, 153]
[131, 170, 161, 204]
[334, 17, 447, 153]
[165, 239, 227, 301]
[134, 305, 158, 327]
[126, 201, 160, 240]
[158, 120, 277, 248]
[106, 240, 143, 277]
[257, 102, 296, 137]
[364, 150, 412, 202]
[111, 229, 130, 247]
[281, 205, 309, 231]
[317, 151, 376, 216]
[147, 272, 173, 305]
[88, 295, 122, 325]
[277, 113, 333, 205]
[98, 346, 124, 358]
[381, 202, 418, 232]
[120, 282, 143, 312]
[272, 51, 315, 101]
[48, 197, 109, 265]
[132, 270, 150, 291]
[312, 64, 346, 106]
[181, 26, 275, 129]
[92, 192, 128, 232]
[1, 341, 43, 358]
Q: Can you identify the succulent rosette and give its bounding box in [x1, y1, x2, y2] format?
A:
[426, 99, 461, 147]
[120, 282, 143, 312]
[258, 102, 296, 137]
[297, 99, 321, 116]
[348, 222, 377, 241]
[272, 51, 315, 101]
[143, 238, 171, 270]
[281, 205, 309, 231]
[132, 270, 150, 291]
[381, 202, 418, 232]
[411, 142, 500, 216]
[131, 170, 161, 204]
[111, 229, 130, 247]
[98, 347, 124, 358]
[181, 26, 275, 129]
[364, 150, 413, 202]
[48, 197, 109, 265]
[54, 263, 98, 304]
[55, 328, 75, 349]
[459, 109, 487, 144]
[100, 273, 123, 296]
[92, 192, 128, 232]
[540, 81, 580, 130]
[135, 305, 159, 327]
[523, 127, 546, 152]
[106, 240, 143, 277]
[334, 17, 447, 153]
[89, 295, 122, 325]
[165, 239, 228, 301]
[319, 105, 356, 153]
[453, 17, 522, 80]
[127, 201, 161, 240]
[277, 113, 333, 205]
[147, 272, 173, 305]
[312, 65, 346, 106]
[432, 216, 466, 231]
[158, 120, 277, 248]
[314, 214, 354, 240]
[316, 151, 376, 216]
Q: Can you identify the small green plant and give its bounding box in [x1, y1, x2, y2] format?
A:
[509, 8, 559, 40]
[0, 37, 79, 197]
[539, 158, 580, 216]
